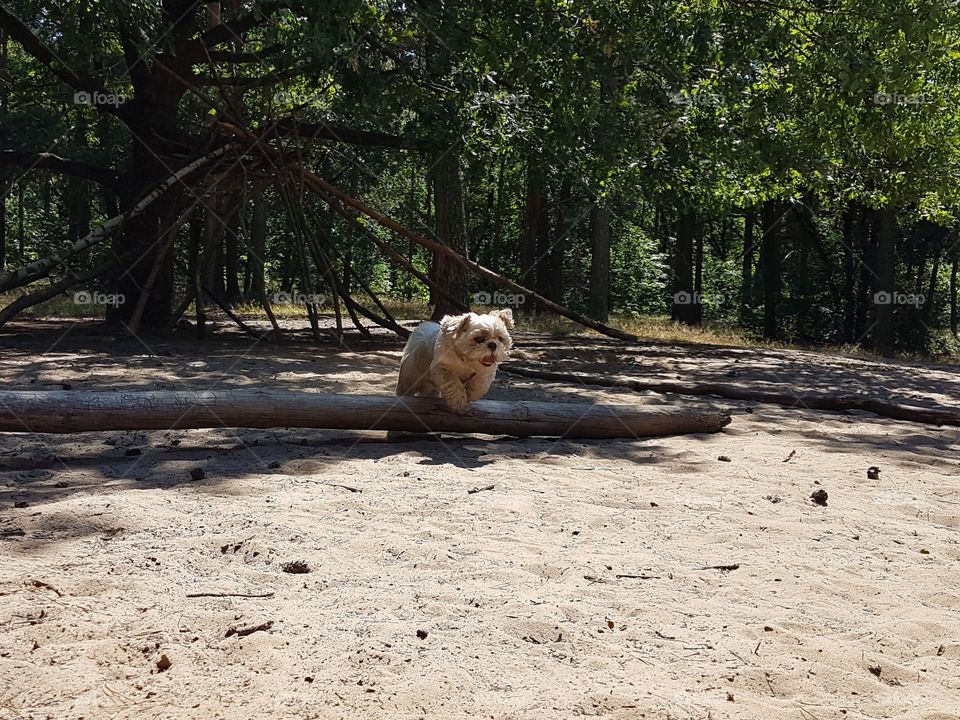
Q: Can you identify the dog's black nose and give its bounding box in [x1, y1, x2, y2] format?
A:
[486, 341, 497, 351]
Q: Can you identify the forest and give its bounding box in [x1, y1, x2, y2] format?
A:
[1, 0, 959, 356]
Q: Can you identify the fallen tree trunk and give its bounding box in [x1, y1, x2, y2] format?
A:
[500, 365, 960, 427]
[0, 390, 731, 439]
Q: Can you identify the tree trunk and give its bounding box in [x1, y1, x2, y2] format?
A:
[187, 206, 205, 333]
[0, 27, 8, 116]
[224, 205, 242, 305]
[671, 210, 700, 325]
[66, 176, 91, 247]
[106, 1, 197, 330]
[0, 390, 733, 439]
[520, 163, 544, 288]
[533, 179, 552, 301]
[841, 204, 858, 342]
[549, 177, 572, 305]
[427, 146, 470, 320]
[492, 153, 506, 268]
[792, 203, 809, 337]
[694, 220, 703, 315]
[16, 181, 24, 257]
[759, 200, 782, 339]
[854, 211, 875, 342]
[873, 206, 897, 356]
[248, 179, 267, 300]
[587, 66, 618, 323]
[203, 199, 227, 299]
[923, 249, 940, 323]
[588, 203, 611, 321]
[950, 233, 958, 338]
[739, 210, 754, 321]
[0, 29, 6, 270]
[0, 186, 5, 271]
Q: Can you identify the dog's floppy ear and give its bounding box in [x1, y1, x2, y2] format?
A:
[489, 308, 514, 330]
[439, 313, 472, 335]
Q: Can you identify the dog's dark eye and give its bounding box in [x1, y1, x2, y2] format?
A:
[475, 337, 485, 343]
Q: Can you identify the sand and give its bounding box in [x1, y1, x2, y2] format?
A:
[1, 319, 959, 719]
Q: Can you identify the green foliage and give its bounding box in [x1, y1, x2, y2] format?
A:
[0, 0, 958, 356]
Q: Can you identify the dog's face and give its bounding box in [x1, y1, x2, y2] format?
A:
[439, 309, 514, 368]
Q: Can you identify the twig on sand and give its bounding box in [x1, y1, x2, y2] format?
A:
[28, 580, 63, 597]
[187, 591, 275, 599]
[699, 564, 740, 572]
[468, 484, 495, 494]
[326, 483, 361, 493]
[782, 450, 797, 463]
[616, 573, 661, 580]
[225, 620, 274, 638]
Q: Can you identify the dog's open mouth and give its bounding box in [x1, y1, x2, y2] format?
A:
[480, 355, 497, 367]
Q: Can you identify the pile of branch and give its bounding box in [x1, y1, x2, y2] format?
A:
[500, 365, 960, 427]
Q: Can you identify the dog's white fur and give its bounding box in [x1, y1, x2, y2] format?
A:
[396, 309, 514, 411]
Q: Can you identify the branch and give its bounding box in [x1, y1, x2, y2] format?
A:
[192, 67, 304, 87]
[217, 120, 638, 343]
[206, 47, 280, 63]
[0, 253, 119, 330]
[0, 150, 120, 187]
[0, 5, 137, 125]
[274, 118, 431, 151]
[201, 2, 288, 48]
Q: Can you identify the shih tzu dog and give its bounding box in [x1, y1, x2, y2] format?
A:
[396, 309, 514, 411]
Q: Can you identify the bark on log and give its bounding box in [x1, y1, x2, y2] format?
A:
[500, 365, 960, 427]
[0, 391, 732, 439]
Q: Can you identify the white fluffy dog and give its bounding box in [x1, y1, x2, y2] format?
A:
[396, 309, 514, 411]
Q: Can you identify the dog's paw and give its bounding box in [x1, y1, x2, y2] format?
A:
[443, 394, 469, 413]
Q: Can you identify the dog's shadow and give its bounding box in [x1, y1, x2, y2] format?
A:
[383, 432, 494, 469]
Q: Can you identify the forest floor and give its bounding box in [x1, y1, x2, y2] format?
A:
[1, 317, 959, 720]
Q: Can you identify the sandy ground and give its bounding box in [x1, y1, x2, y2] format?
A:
[1, 318, 959, 720]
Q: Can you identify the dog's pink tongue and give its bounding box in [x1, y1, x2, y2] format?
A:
[480, 356, 496, 367]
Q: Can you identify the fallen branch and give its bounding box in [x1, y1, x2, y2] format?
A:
[0, 255, 120, 330]
[0, 144, 239, 294]
[215, 121, 639, 342]
[616, 574, 661, 580]
[0, 150, 120, 187]
[225, 620, 274, 638]
[700, 564, 740, 572]
[303, 172, 640, 342]
[500, 365, 960, 428]
[468, 484, 496, 494]
[0, 390, 732, 439]
[186, 591, 275, 598]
